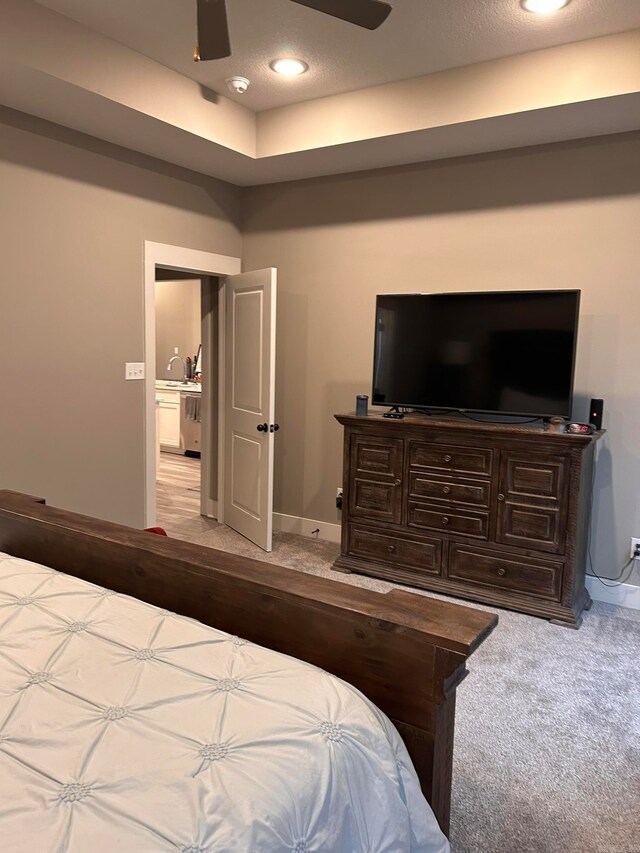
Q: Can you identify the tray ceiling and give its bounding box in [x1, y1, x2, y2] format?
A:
[35, 0, 640, 111]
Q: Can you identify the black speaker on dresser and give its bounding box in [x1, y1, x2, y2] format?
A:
[356, 395, 369, 416]
[589, 398, 604, 431]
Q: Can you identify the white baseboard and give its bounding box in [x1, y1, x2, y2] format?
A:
[586, 576, 640, 610]
[273, 512, 341, 544]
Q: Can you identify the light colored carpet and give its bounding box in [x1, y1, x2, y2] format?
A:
[189, 525, 640, 853]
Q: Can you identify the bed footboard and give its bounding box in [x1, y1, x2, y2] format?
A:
[0, 491, 497, 835]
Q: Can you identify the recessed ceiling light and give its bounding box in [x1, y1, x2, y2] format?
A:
[521, 0, 570, 12]
[269, 58, 309, 77]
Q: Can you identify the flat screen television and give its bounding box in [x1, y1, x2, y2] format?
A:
[372, 290, 580, 419]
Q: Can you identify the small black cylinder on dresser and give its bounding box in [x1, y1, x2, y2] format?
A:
[356, 395, 369, 416]
[589, 398, 604, 430]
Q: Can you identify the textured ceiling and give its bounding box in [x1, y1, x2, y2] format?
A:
[35, 0, 640, 112]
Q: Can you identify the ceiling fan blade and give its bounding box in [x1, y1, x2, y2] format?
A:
[290, 0, 392, 30]
[196, 0, 231, 61]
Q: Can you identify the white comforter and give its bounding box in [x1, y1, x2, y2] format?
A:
[0, 552, 449, 853]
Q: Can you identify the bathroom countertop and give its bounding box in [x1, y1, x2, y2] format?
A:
[155, 380, 202, 393]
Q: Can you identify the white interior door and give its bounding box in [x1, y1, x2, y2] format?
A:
[223, 268, 277, 551]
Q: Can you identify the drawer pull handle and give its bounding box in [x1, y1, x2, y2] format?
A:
[498, 493, 505, 501]
[497, 568, 506, 577]
[442, 486, 451, 495]
[444, 454, 453, 463]
[387, 545, 396, 553]
[442, 516, 450, 525]
[393, 478, 401, 486]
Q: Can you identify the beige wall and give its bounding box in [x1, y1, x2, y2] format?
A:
[1, 104, 638, 586]
[155, 279, 201, 380]
[0, 107, 241, 527]
[242, 132, 640, 585]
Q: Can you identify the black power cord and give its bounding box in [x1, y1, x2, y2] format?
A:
[587, 554, 637, 588]
[585, 445, 638, 587]
[455, 410, 542, 426]
[406, 407, 541, 425]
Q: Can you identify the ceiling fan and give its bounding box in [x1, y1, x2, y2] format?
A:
[194, 0, 393, 61]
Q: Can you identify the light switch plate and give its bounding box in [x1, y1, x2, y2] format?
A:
[125, 363, 145, 380]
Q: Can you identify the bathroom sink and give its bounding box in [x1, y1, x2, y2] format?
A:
[156, 380, 201, 390]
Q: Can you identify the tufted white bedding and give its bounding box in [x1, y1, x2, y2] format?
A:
[0, 553, 449, 853]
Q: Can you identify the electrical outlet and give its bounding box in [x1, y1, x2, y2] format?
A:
[336, 487, 343, 498]
[125, 362, 145, 380]
[630, 537, 640, 559]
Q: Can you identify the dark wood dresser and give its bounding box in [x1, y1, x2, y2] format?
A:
[334, 413, 603, 628]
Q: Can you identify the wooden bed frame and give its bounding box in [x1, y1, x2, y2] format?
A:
[0, 490, 497, 836]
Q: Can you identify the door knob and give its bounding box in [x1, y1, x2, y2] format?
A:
[270, 423, 280, 432]
[257, 423, 268, 432]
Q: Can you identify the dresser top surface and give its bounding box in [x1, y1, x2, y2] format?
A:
[335, 412, 605, 444]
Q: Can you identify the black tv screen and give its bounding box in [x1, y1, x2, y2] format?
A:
[372, 290, 580, 418]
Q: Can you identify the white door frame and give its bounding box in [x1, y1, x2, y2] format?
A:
[143, 241, 241, 528]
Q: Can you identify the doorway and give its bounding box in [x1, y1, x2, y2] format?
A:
[144, 242, 241, 533]
[143, 242, 278, 551]
[154, 270, 210, 539]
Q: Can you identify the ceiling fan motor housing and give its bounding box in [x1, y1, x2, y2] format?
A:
[197, 0, 392, 61]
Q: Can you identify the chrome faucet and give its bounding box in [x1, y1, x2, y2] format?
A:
[167, 355, 189, 383]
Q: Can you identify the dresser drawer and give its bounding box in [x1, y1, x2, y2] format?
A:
[408, 501, 489, 539]
[497, 502, 564, 554]
[409, 473, 490, 508]
[499, 453, 569, 505]
[351, 435, 403, 479]
[448, 543, 562, 601]
[350, 477, 402, 524]
[349, 526, 442, 575]
[409, 442, 493, 477]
